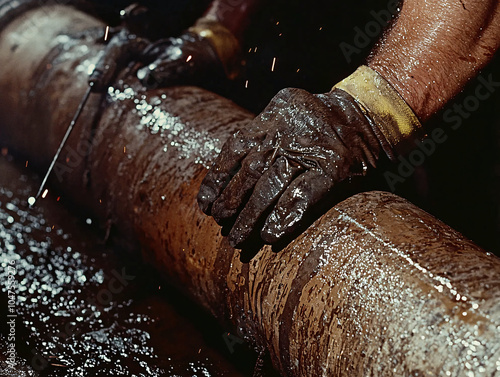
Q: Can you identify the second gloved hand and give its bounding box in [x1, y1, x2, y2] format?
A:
[137, 18, 240, 89]
[137, 33, 224, 88]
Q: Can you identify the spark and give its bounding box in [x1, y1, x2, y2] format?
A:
[123, 146, 127, 153]
[25, 161, 28, 167]
[271, 57, 277, 72]
[248, 48, 252, 53]
[186, 55, 192, 62]
[276, 21, 280, 25]
[254, 47, 258, 53]
[50, 363, 68, 368]
[279, 33, 283, 37]
[319, 26, 323, 31]
[296, 68, 300, 73]
[104, 26, 110, 42]
[245, 80, 249, 88]
[42, 189, 49, 199]
[56, 196, 60, 202]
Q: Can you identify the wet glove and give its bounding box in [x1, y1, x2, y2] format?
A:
[197, 66, 423, 248]
[137, 17, 240, 89]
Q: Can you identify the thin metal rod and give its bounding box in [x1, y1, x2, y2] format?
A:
[30, 85, 93, 205]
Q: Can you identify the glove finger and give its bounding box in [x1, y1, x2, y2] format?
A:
[137, 65, 162, 88]
[140, 39, 173, 62]
[210, 150, 270, 224]
[137, 58, 189, 88]
[228, 156, 302, 248]
[198, 130, 263, 214]
[261, 169, 333, 244]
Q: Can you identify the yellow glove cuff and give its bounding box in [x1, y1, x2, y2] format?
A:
[189, 18, 241, 80]
[333, 65, 423, 157]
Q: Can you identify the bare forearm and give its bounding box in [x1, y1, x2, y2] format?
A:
[368, 0, 500, 121]
[203, 0, 263, 41]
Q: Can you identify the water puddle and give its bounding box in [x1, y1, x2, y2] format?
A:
[0, 153, 253, 376]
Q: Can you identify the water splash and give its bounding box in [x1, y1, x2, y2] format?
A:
[107, 86, 222, 167]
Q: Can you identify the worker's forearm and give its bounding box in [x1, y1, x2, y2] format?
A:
[368, 0, 500, 121]
[203, 0, 263, 41]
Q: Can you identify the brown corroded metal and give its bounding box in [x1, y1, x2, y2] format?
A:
[0, 5, 499, 377]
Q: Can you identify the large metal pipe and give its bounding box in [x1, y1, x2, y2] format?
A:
[0, 5, 499, 376]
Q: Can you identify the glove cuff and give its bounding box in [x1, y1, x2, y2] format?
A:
[333, 65, 423, 159]
[188, 18, 241, 80]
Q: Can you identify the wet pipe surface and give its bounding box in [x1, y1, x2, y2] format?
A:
[0, 155, 267, 376]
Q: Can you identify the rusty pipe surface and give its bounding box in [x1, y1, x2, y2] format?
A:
[0, 5, 500, 377]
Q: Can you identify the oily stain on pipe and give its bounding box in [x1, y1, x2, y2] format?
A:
[0, 5, 499, 377]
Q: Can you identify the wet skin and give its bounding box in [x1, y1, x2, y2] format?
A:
[368, 0, 500, 121]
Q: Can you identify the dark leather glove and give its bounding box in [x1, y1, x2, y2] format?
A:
[137, 32, 224, 88]
[137, 18, 240, 89]
[198, 66, 423, 248]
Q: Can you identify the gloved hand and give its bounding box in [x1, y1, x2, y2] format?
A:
[89, 28, 148, 92]
[137, 18, 240, 89]
[198, 66, 423, 248]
